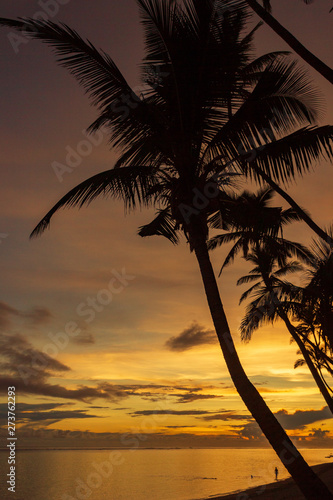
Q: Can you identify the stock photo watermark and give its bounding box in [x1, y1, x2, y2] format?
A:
[7, 386, 16, 493]
[52, 66, 169, 183]
[7, 0, 71, 54]
[52, 127, 109, 183]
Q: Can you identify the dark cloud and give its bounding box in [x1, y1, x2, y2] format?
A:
[308, 428, 330, 439]
[163, 426, 196, 429]
[274, 407, 331, 430]
[0, 332, 70, 384]
[0, 376, 133, 403]
[0, 402, 102, 428]
[19, 410, 102, 426]
[0, 301, 52, 329]
[0, 350, 221, 405]
[0, 415, 332, 449]
[175, 393, 220, 404]
[173, 386, 202, 392]
[0, 402, 72, 419]
[89, 406, 110, 409]
[0, 427, 278, 450]
[232, 422, 265, 440]
[230, 407, 333, 440]
[201, 412, 253, 422]
[165, 322, 217, 351]
[0, 333, 125, 402]
[22, 307, 53, 325]
[0, 302, 18, 329]
[0, 333, 149, 402]
[130, 409, 212, 417]
[72, 331, 95, 345]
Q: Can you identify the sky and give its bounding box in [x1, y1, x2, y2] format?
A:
[0, 0, 333, 450]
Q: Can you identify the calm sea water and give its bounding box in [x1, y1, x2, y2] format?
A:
[0, 448, 332, 500]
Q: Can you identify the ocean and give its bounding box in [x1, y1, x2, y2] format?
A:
[0, 448, 332, 500]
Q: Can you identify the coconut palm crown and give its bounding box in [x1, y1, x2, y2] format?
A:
[0, 1, 332, 244]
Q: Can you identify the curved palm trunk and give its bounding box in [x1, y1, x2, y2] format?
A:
[189, 224, 333, 499]
[259, 265, 333, 414]
[244, 0, 333, 84]
[251, 164, 332, 245]
[280, 310, 333, 414]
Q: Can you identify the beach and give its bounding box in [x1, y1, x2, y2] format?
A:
[206, 463, 333, 499]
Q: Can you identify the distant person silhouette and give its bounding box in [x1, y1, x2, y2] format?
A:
[275, 467, 279, 480]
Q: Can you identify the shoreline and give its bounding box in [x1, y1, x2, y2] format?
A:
[203, 462, 333, 499]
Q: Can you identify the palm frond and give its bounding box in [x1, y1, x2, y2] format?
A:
[240, 296, 281, 341]
[294, 358, 306, 369]
[207, 230, 244, 250]
[203, 57, 322, 168]
[273, 261, 303, 277]
[138, 207, 179, 244]
[219, 238, 249, 274]
[237, 273, 262, 286]
[239, 281, 263, 303]
[0, 18, 135, 112]
[137, 0, 177, 65]
[241, 126, 333, 185]
[30, 166, 157, 238]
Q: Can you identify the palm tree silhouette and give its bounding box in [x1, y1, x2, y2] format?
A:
[209, 187, 333, 413]
[239, 0, 333, 84]
[1, 2, 333, 497]
[208, 187, 312, 272]
[290, 230, 333, 357]
[237, 245, 333, 414]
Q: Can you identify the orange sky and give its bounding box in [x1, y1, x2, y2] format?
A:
[0, 0, 333, 449]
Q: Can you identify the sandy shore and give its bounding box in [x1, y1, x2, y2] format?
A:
[204, 462, 333, 500]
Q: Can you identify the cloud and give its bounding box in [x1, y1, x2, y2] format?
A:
[0, 402, 102, 427]
[0, 333, 147, 402]
[89, 406, 110, 409]
[0, 402, 71, 418]
[72, 331, 95, 345]
[22, 307, 53, 325]
[163, 426, 196, 429]
[0, 332, 70, 383]
[0, 427, 278, 450]
[0, 376, 134, 403]
[19, 410, 102, 426]
[307, 428, 330, 439]
[201, 412, 253, 422]
[230, 407, 333, 440]
[165, 322, 217, 351]
[274, 407, 331, 430]
[175, 393, 220, 403]
[0, 301, 52, 329]
[0, 302, 18, 329]
[130, 410, 212, 417]
[0, 346, 222, 405]
[232, 422, 265, 440]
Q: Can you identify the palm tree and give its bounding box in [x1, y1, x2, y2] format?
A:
[237, 0, 333, 84]
[1, 2, 333, 496]
[208, 187, 312, 272]
[300, 232, 333, 352]
[209, 187, 333, 412]
[284, 230, 333, 387]
[237, 246, 333, 414]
